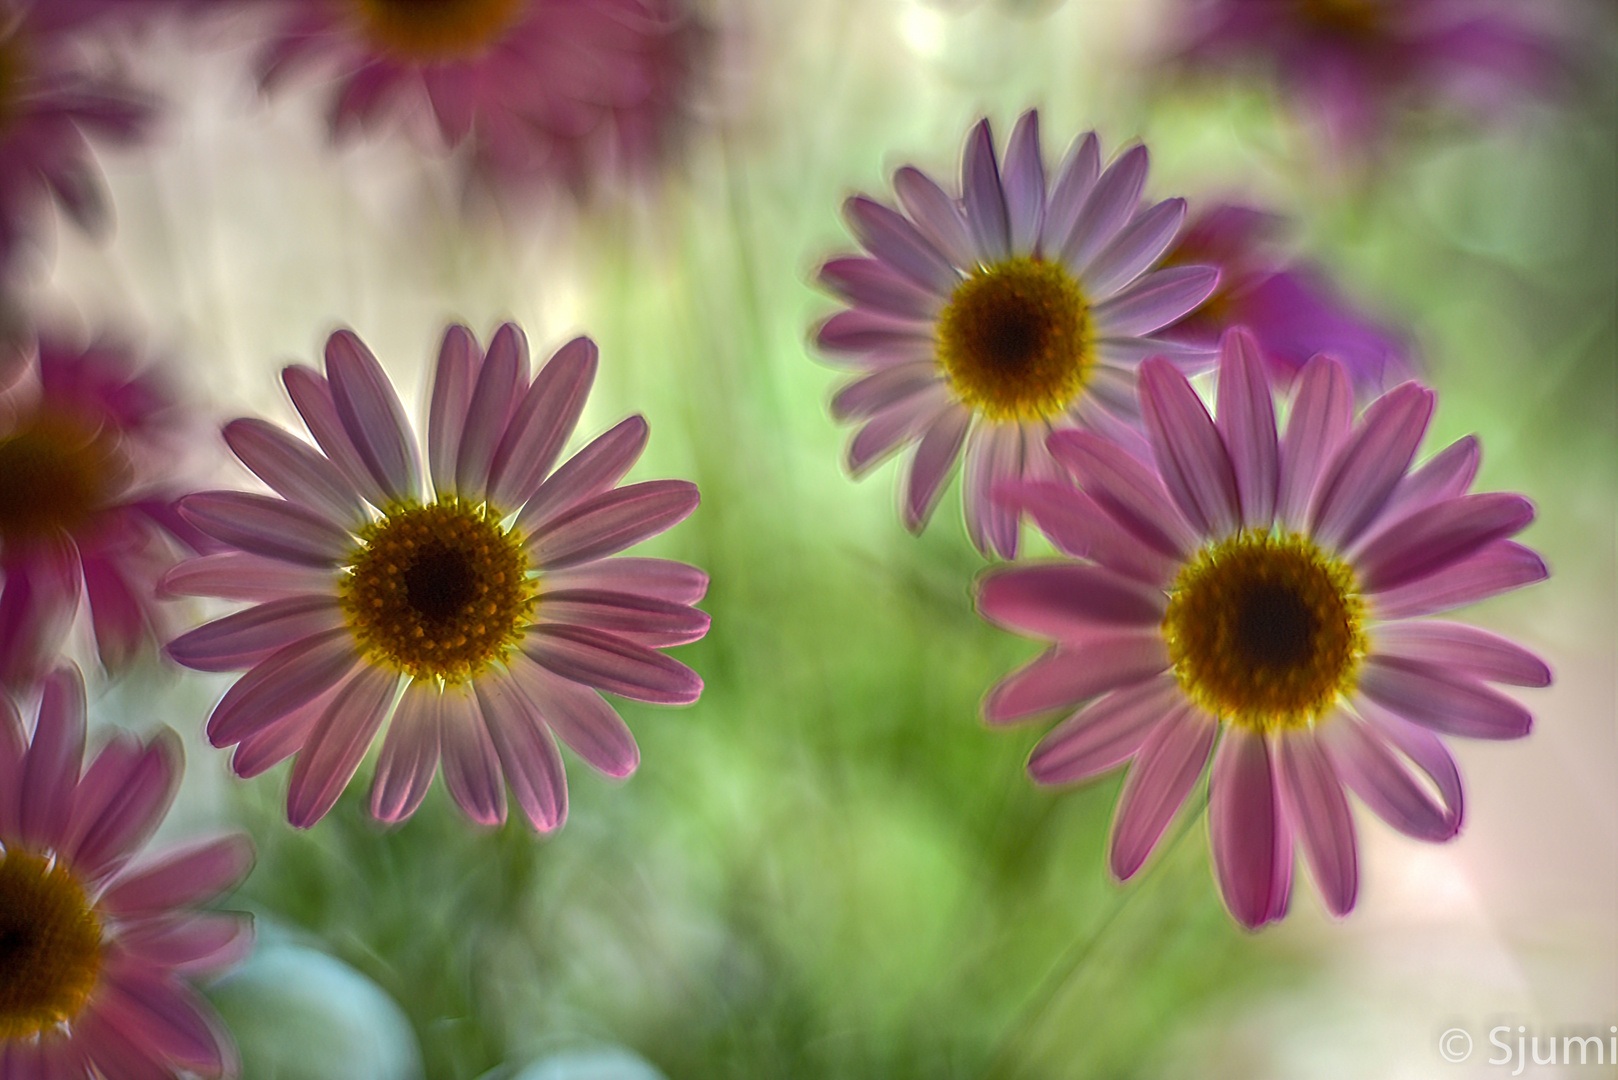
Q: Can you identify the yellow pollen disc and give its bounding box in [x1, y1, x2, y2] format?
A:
[1162, 531, 1366, 732]
[1296, 0, 1383, 36]
[352, 0, 525, 60]
[339, 499, 535, 684]
[0, 849, 103, 1039]
[0, 415, 121, 543]
[935, 256, 1092, 423]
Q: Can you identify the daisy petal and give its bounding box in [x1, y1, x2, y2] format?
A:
[1042, 131, 1101, 254]
[540, 558, 708, 605]
[844, 196, 960, 295]
[1027, 675, 1183, 785]
[1216, 328, 1279, 528]
[829, 363, 943, 422]
[370, 681, 441, 824]
[179, 492, 352, 568]
[1309, 382, 1434, 549]
[511, 653, 640, 778]
[230, 687, 330, 779]
[539, 589, 710, 648]
[428, 324, 482, 497]
[1059, 143, 1148, 274]
[1359, 657, 1533, 740]
[963, 424, 1025, 559]
[523, 624, 702, 704]
[1276, 729, 1358, 917]
[1359, 435, 1480, 545]
[983, 635, 1169, 724]
[1047, 429, 1198, 558]
[847, 387, 949, 477]
[961, 118, 1011, 262]
[1209, 728, 1293, 929]
[819, 257, 943, 321]
[281, 365, 390, 508]
[1320, 710, 1460, 842]
[815, 308, 935, 358]
[527, 480, 699, 570]
[893, 165, 976, 269]
[476, 668, 568, 832]
[160, 553, 336, 602]
[443, 686, 508, 826]
[1110, 705, 1215, 880]
[1083, 197, 1186, 301]
[488, 337, 602, 512]
[166, 596, 343, 672]
[224, 418, 365, 529]
[1091, 265, 1220, 338]
[994, 480, 1177, 584]
[20, 666, 86, 851]
[286, 664, 399, 828]
[66, 731, 181, 879]
[455, 322, 528, 500]
[516, 416, 649, 535]
[1372, 621, 1549, 687]
[975, 562, 1166, 639]
[902, 405, 971, 532]
[1277, 355, 1354, 531]
[1002, 110, 1046, 254]
[101, 835, 256, 915]
[1356, 493, 1536, 593]
[206, 630, 359, 748]
[116, 912, 255, 975]
[96, 970, 228, 1073]
[1358, 700, 1466, 833]
[1371, 541, 1548, 619]
[324, 329, 420, 504]
[1140, 357, 1241, 538]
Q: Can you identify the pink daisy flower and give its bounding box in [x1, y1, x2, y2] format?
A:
[0, 664, 254, 1077]
[1160, 203, 1414, 396]
[165, 323, 708, 831]
[814, 111, 1220, 559]
[976, 327, 1548, 927]
[256, 0, 703, 192]
[0, 1, 155, 274]
[1172, 0, 1566, 154]
[0, 336, 206, 690]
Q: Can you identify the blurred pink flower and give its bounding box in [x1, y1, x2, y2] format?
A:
[257, 0, 704, 192]
[977, 328, 1548, 927]
[814, 111, 1219, 559]
[0, 337, 205, 690]
[0, 0, 156, 274]
[0, 664, 253, 1075]
[166, 324, 708, 831]
[1172, 0, 1567, 153]
[1160, 203, 1414, 396]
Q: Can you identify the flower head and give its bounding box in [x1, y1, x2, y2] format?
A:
[257, 0, 704, 193]
[976, 328, 1548, 927]
[0, 664, 254, 1075]
[0, 336, 205, 690]
[814, 111, 1219, 558]
[166, 324, 708, 831]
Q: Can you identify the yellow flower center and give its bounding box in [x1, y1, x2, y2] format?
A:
[0, 415, 120, 543]
[1163, 532, 1366, 731]
[339, 499, 536, 684]
[0, 849, 103, 1040]
[351, 0, 525, 60]
[1296, 0, 1383, 37]
[935, 257, 1093, 423]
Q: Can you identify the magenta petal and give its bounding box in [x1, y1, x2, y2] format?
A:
[1140, 357, 1241, 539]
[1372, 541, 1548, 619]
[1042, 131, 1101, 255]
[230, 689, 327, 780]
[1276, 355, 1355, 531]
[1209, 728, 1292, 929]
[206, 630, 359, 747]
[1372, 621, 1549, 687]
[323, 329, 420, 504]
[893, 165, 977, 270]
[1309, 382, 1434, 549]
[522, 624, 702, 705]
[116, 912, 255, 976]
[369, 681, 441, 824]
[1358, 657, 1533, 740]
[161, 553, 336, 603]
[1320, 710, 1460, 842]
[962, 423, 1024, 559]
[167, 596, 343, 673]
[179, 492, 351, 568]
[846, 387, 948, 477]
[983, 636, 1169, 725]
[1001, 110, 1046, 255]
[1059, 143, 1148, 274]
[0, 536, 82, 691]
[511, 653, 640, 778]
[540, 558, 708, 605]
[527, 480, 699, 571]
[829, 363, 942, 423]
[66, 730, 181, 881]
[820, 257, 942, 321]
[1046, 430, 1197, 558]
[101, 835, 256, 915]
[83, 560, 145, 673]
[902, 405, 972, 532]
[976, 561, 1165, 640]
[1090, 265, 1219, 338]
[488, 335, 600, 512]
[20, 665, 86, 851]
[815, 309, 935, 358]
[844, 195, 960, 296]
[961, 118, 1011, 263]
[0, 696, 21, 838]
[286, 664, 399, 828]
[994, 480, 1176, 584]
[516, 416, 649, 536]
[1215, 328, 1279, 528]
[96, 969, 229, 1073]
[1356, 493, 1536, 594]
[442, 686, 508, 826]
[223, 418, 365, 530]
[1027, 676, 1183, 785]
[454, 322, 528, 500]
[476, 667, 569, 832]
[282, 364, 390, 509]
[1276, 729, 1358, 917]
[1083, 198, 1186, 301]
[1109, 705, 1215, 880]
[1358, 435, 1480, 547]
[539, 589, 710, 648]
[427, 324, 482, 498]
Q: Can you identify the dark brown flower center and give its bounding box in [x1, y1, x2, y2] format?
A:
[935, 257, 1092, 423]
[0, 849, 103, 1039]
[1163, 532, 1365, 730]
[353, 0, 525, 59]
[0, 416, 121, 543]
[1296, 0, 1384, 38]
[340, 499, 535, 683]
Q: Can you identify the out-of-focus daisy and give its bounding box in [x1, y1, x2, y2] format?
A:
[0, 336, 205, 690]
[977, 328, 1547, 927]
[255, 0, 703, 193]
[1160, 203, 1413, 396]
[1171, 0, 1565, 154]
[0, 664, 254, 1076]
[0, 1, 155, 274]
[814, 111, 1219, 558]
[165, 324, 708, 831]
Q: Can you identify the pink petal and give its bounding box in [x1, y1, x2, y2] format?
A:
[323, 329, 421, 504]
[1027, 676, 1183, 785]
[994, 480, 1176, 584]
[1208, 728, 1293, 929]
[526, 480, 700, 570]
[178, 492, 352, 568]
[975, 561, 1166, 640]
[1275, 729, 1358, 917]
[1058, 143, 1148, 274]
[229, 683, 335, 779]
[516, 416, 649, 535]
[819, 256, 944, 321]
[982, 635, 1169, 724]
[427, 324, 483, 498]
[223, 418, 365, 530]
[160, 553, 336, 603]
[893, 165, 977, 270]
[1320, 710, 1460, 842]
[1309, 382, 1434, 549]
[75, 1010, 174, 1080]
[0, 536, 82, 691]
[541, 558, 708, 605]
[476, 667, 569, 832]
[960, 118, 1011, 263]
[1042, 131, 1101, 256]
[1276, 355, 1354, 531]
[1001, 110, 1046, 255]
[1090, 266, 1219, 340]
[1358, 657, 1533, 740]
[83, 560, 147, 673]
[1215, 328, 1279, 528]
[846, 387, 949, 477]
[20, 665, 86, 851]
[814, 309, 935, 358]
[1109, 705, 1215, 880]
[1371, 541, 1548, 620]
[206, 630, 359, 748]
[65, 730, 181, 881]
[0, 696, 22, 838]
[369, 681, 441, 823]
[1082, 197, 1186, 301]
[538, 588, 710, 648]
[962, 423, 1025, 559]
[1372, 621, 1549, 687]
[166, 596, 343, 672]
[101, 835, 256, 915]
[115, 912, 254, 975]
[282, 364, 390, 509]
[1355, 493, 1536, 594]
[510, 653, 640, 778]
[1357, 435, 1480, 548]
[844, 195, 960, 295]
[455, 322, 529, 501]
[902, 405, 972, 532]
[1046, 430, 1197, 557]
[95, 969, 229, 1074]
[286, 664, 400, 828]
[1140, 357, 1241, 539]
[522, 622, 703, 705]
[442, 685, 508, 826]
[829, 362, 943, 422]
